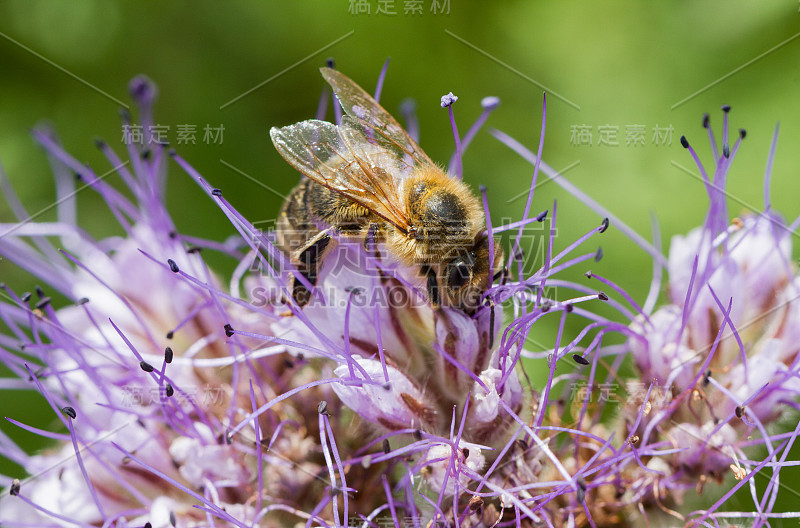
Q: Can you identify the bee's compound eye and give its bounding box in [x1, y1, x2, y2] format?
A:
[448, 260, 471, 289]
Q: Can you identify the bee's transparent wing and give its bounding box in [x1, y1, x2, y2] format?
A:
[336, 116, 416, 179]
[270, 120, 411, 233]
[321, 67, 436, 169]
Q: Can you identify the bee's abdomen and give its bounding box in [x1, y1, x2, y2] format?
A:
[278, 179, 374, 255]
[308, 180, 374, 235]
[277, 179, 315, 254]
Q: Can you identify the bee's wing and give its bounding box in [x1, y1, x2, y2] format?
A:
[321, 67, 436, 168]
[270, 119, 412, 233]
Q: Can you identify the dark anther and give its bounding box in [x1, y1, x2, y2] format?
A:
[167, 259, 179, 273]
[94, 137, 106, 149]
[140, 361, 155, 373]
[164, 347, 174, 364]
[318, 400, 329, 415]
[20, 292, 31, 303]
[187, 246, 202, 254]
[576, 484, 586, 504]
[34, 297, 52, 310]
[10, 478, 20, 496]
[597, 292, 609, 301]
[383, 439, 391, 454]
[536, 209, 548, 221]
[573, 354, 590, 365]
[462, 447, 470, 459]
[595, 247, 603, 262]
[142, 149, 151, 160]
[224, 324, 235, 337]
[721, 104, 731, 113]
[702, 113, 710, 129]
[283, 358, 295, 369]
[413, 429, 423, 441]
[723, 143, 730, 158]
[565, 304, 574, 313]
[479, 184, 487, 193]
[168, 148, 177, 157]
[77, 297, 90, 305]
[703, 370, 711, 386]
[168, 231, 177, 239]
[739, 129, 746, 139]
[61, 406, 77, 419]
[170, 511, 177, 527]
[599, 218, 609, 233]
[165, 383, 174, 398]
[345, 286, 365, 295]
[585, 271, 593, 278]
[326, 57, 335, 68]
[735, 405, 744, 418]
[211, 188, 223, 197]
[35, 285, 45, 298]
[680, 135, 689, 148]
[166, 330, 174, 340]
[145, 523, 152, 528]
[541, 300, 552, 312]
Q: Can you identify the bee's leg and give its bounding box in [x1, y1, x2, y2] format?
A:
[493, 266, 509, 284]
[290, 230, 332, 307]
[421, 264, 440, 308]
[363, 223, 380, 255]
[486, 297, 498, 349]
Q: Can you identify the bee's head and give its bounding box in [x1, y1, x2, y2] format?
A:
[441, 233, 504, 313]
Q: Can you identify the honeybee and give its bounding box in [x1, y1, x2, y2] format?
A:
[270, 67, 502, 313]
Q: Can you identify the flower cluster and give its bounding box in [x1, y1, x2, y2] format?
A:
[492, 106, 800, 526]
[618, 109, 800, 525]
[1, 65, 798, 528]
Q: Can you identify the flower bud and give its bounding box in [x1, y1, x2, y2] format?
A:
[333, 358, 439, 430]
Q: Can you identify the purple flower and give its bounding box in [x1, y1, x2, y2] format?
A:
[494, 104, 800, 526]
[621, 108, 800, 524]
[0, 68, 619, 528]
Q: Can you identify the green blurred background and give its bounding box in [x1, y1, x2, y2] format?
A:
[1, 0, 799, 517]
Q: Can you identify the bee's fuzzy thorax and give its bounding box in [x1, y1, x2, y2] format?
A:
[394, 166, 485, 264]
